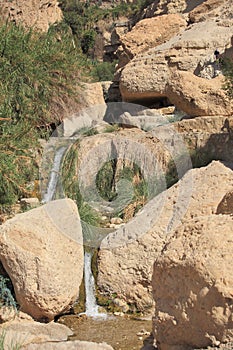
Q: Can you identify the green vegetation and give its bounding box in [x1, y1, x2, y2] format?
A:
[0, 275, 17, 310]
[61, 142, 100, 230]
[0, 331, 22, 350]
[95, 160, 148, 219]
[222, 58, 233, 98]
[0, 22, 83, 206]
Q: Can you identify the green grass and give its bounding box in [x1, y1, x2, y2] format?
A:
[0, 22, 83, 206]
[0, 331, 22, 350]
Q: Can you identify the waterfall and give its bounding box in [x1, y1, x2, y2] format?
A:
[84, 251, 99, 316]
[42, 146, 67, 203]
[43, 145, 106, 318]
[84, 251, 107, 319]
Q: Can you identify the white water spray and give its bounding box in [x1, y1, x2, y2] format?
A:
[84, 251, 107, 319]
[42, 146, 67, 203]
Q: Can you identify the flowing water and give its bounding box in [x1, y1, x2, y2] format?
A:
[84, 251, 107, 318]
[44, 145, 104, 318]
[42, 146, 67, 203]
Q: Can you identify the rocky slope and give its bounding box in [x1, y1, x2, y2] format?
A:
[0, 0, 62, 31]
[97, 161, 233, 312]
[117, 0, 233, 114]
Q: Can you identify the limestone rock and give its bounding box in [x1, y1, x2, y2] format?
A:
[24, 340, 114, 350]
[0, 321, 72, 348]
[117, 14, 186, 68]
[152, 214, 233, 349]
[216, 190, 233, 215]
[0, 199, 83, 321]
[98, 161, 233, 312]
[144, 0, 205, 17]
[166, 72, 233, 116]
[20, 198, 40, 210]
[80, 83, 105, 108]
[119, 7, 233, 110]
[189, 0, 231, 23]
[0, 0, 62, 32]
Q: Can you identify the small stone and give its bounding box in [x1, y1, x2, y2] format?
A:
[110, 217, 123, 225]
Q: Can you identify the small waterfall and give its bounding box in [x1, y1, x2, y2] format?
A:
[42, 146, 67, 203]
[84, 251, 107, 319]
[43, 144, 105, 318]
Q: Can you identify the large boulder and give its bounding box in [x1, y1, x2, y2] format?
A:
[117, 14, 186, 68]
[152, 214, 233, 350]
[166, 72, 233, 116]
[0, 199, 83, 321]
[97, 161, 233, 312]
[119, 0, 233, 113]
[0, 0, 62, 32]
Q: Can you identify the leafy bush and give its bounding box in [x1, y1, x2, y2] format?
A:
[0, 275, 17, 310]
[91, 60, 117, 81]
[222, 58, 233, 98]
[0, 22, 82, 205]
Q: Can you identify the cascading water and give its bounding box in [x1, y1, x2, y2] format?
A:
[84, 251, 99, 317]
[84, 251, 107, 318]
[43, 145, 105, 318]
[42, 146, 67, 203]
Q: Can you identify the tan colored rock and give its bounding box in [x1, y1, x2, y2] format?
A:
[117, 14, 186, 68]
[0, 320, 72, 348]
[23, 341, 114, 350]
[119, 12, 233, 109]
[152, 214, 233, 350]
[0, 0, 62, 32]
[166, 72, 233, 116]
[98, 161, 233, 312]
[189, 0, 230, 23]
[0, 199, 83, 321]
[81, 83, 105, 108]
[216, 190, 233, 215]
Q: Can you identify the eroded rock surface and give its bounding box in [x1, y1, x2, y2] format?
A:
[98, 161, 233, 312]
[152, 214, 233, 350]
[0, 199, 83, 321]
[24, 340, 114, 350]
[0, 0, 62, 32]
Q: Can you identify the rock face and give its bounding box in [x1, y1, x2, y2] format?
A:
[152, 214, 233, 350]
[0, 0, 62, 32]
[117, 14, 186, 68]
[97, 161, 233, 312]
[0, 199, 83, 321]
[166, 72, 233, 117]
[119, 0, 233, 115]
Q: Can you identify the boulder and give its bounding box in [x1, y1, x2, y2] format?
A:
[0, 321, 72, 348]
[0, 0, 62, 32]
[80, 83, 105, 108]
[166, 72, 233, 116]
[119, 3, 233, 111]
[98, 161, 233, 312]
[117, 14, 186, 68]
[143, 0, 206, 17]
[189, 0, 231, 23]
[23, 340, 114, 350]
[152, 214, 233, 350]
[0, 199, 83, 321]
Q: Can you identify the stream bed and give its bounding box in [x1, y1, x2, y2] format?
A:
[58, 315, 155, 350]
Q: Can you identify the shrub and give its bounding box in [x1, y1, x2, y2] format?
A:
[0, 22, 82, 205]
